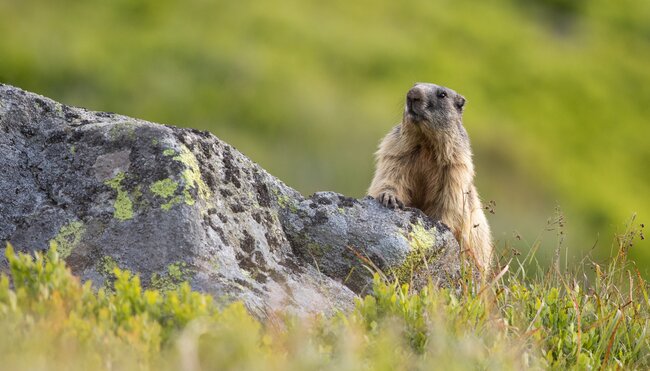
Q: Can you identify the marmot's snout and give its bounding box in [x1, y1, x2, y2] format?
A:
[405, 85, 427, 119]
[406, 86, 425, 107]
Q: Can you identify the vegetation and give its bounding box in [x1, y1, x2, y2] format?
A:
[1, 219, 648, 370]
[1, 1, 647, 367]
[0, 0, 648, 267]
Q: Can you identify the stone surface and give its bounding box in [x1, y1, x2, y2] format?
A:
[0, 83, 461, 318]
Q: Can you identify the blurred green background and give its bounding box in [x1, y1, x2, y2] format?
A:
[1, 0, 648, 270]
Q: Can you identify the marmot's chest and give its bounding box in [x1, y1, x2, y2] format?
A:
[406, 147, 446, 209]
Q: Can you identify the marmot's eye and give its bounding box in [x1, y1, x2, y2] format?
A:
[437, 91, 447, 98]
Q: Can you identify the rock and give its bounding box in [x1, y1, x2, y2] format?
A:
[0, 83, 461, 318]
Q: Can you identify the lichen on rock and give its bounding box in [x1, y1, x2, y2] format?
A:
[99, 255, 119, 278]
[109, 120, 136, 141]
[50, 221, 86, 259]
[104, 172, 134, 221]
[150, 262, 191, 292]
[150, 178, 178, 198]
[150, 178, 182, 210]
[280, 192, 460, 295]
[392, 222, 438, 283]
[172, 146, 211, 206]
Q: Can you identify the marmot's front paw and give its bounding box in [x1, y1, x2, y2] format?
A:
[377, 192, 403, 209]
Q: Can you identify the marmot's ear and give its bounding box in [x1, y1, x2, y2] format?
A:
[455, 95, 466, 112]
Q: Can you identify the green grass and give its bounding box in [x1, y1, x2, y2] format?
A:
[1, 220, 648, 370]
[0, 0, 648, 267]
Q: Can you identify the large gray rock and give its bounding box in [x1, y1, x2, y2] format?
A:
[0, 83, 461, 318]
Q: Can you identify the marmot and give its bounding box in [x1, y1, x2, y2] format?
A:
[368, 82, 493, 270]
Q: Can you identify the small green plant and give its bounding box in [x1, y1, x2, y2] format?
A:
[1, 220, 649, 370]
[0, 242, 218, 369]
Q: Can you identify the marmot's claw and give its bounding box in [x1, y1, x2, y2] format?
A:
[378, 192, 401, 209]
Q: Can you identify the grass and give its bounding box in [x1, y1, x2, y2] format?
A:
[1, 217, 648, 370]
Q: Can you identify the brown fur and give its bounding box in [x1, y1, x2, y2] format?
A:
[368, 83, 492, 270]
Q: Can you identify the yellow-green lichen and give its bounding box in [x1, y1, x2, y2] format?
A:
[70, 145, 76, 155]
[161, 196, 183, 211]
[105, 172, 134, 221]
[392, 222, 438, 283]
[271, 187, 297, 212]
[50, 221, 86, 259]
[99, 255, 119, 278]
[172, 146, 211, 204]
[150, 178, 182, 210]
[182, 189, 195, 205]
[151, 138, 159, 146]
[167, 262, 185, 280]
[150, 262, 190, 292]
[109, 121, 136, 141]
[408, 222, 436, 252]
[147, 146, 212, 211]
[150, 178, 179, 198]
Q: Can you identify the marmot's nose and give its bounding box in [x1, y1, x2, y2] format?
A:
[406, 87, 424, 109]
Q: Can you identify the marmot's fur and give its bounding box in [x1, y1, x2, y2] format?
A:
[368, 83, 492, 270]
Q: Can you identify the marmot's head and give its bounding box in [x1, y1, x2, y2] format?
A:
[403, 82, 466, 132]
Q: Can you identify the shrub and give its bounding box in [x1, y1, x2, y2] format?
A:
[1, 228, 648, 370]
